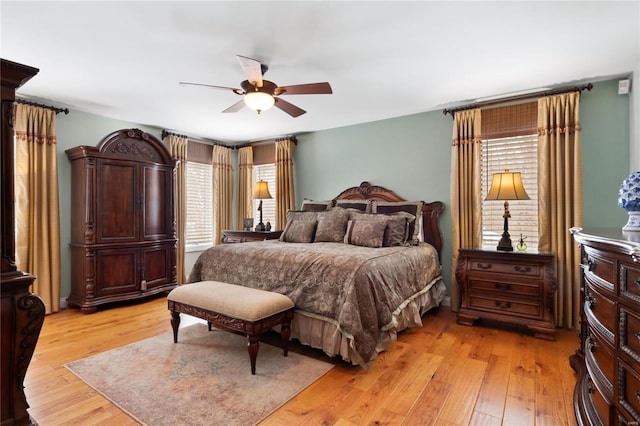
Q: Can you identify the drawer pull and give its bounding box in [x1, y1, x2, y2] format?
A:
[495, 283, 512, 291]
[495, 301, 512, 309]
[636, 391, 640, 404]
[587, 337, 597, 353]
[514, 265, 532, 273]
[585, 258, 594, 271]
[477, 263, 492, 270]
[587, 379, 596, 394]
[635, 331, 640, 343]
[636, 278, 640, 290]
[587, 296, 597, 310]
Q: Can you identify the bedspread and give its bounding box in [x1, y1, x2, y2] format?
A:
[188, 240, 442, 365]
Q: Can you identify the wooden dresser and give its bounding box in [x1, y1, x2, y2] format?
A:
[221, 230, 282, 244]
[570, 227, 640, 425]
[456, 248, 557, 340]
[66, 129, 178, 313]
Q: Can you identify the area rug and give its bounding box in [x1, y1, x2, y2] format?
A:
[65, 323, 334, 425]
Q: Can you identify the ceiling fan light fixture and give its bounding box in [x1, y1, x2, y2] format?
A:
[244, 91, 274, 114]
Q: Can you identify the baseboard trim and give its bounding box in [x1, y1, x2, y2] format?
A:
[441, 296, 451, 307]
[59, 298, 68, 310]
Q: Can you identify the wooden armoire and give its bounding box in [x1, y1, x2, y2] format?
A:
[66, 129, 177, 313]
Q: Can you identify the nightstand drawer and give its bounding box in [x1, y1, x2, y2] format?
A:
[468, 279, 540, 298]
[469, 260, 541, 277]
[468, 295, 541, 317]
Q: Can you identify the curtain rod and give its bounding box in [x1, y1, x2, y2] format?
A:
[442, 83, 593, 118]
[161, 129, 236, 149]
[236, 135, 298, 149]
[15, 98, 69, 115]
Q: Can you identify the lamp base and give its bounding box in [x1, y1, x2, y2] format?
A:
[255, 223, 266, 232]
[496, 233, 513, 251]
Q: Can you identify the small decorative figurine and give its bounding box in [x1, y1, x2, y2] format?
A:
[516, 234, 528, 252]
[265, 221, 272, 231]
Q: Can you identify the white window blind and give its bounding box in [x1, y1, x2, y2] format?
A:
[481, 135, 539, 249]
[185, 161, 213, 249]
[254, 163, 277, 229]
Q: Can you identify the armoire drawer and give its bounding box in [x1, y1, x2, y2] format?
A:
[584, 246, 617, 286]
[586, 280, 617, 341]
[618, 359, 640, 422]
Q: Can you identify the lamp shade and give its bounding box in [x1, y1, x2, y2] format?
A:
[244, 91, 275, 113]
[252, 180, 273, 200]
[485, 170, 530, 201]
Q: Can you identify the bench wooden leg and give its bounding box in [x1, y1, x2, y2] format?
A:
[247, 335, 259, 375]
[281, 319, 291, 357]
[170, 311, 180, 343]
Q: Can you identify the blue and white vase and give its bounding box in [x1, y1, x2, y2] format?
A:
[618, 170, 640, 231]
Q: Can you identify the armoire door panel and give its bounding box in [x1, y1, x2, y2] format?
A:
[142, 245, 173, 288]
[97, 160, 138, 242]
[143, 165, 170, 239]
[95, 249, 139, 296]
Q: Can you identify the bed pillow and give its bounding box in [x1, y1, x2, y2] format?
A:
[285, 210, 318, 223]
[372, 201, 423, 244]
[335, 199, 371, 213]
[280, 220, 318, 243]
[314, 208, 351, 242]
[343, 219, 386, 248]
[300, 199, 334, 212]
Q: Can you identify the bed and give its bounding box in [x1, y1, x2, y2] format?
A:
[188, 182, 447, 367]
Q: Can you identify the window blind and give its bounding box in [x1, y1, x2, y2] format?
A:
[254, 163, 277, 229]
[481, 134, 539, 248]
[185, 161, 213, 248]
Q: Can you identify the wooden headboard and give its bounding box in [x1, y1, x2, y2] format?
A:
[334, 181, 444, 260]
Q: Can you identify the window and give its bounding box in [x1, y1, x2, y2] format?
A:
[254, 163, 277, 229]
[185, 161, 213, 249]
[481, 134, 539, 249]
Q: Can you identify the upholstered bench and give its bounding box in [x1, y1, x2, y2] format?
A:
[167, 281, 295, 375]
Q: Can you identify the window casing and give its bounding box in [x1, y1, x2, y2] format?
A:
[254, 163, 277, 229]
[481, 134, 539, 249]
[185, 161, 213, 250]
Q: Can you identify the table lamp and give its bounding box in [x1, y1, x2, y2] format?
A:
[485, 169, 530, 251]
[252, 180, 272, 231]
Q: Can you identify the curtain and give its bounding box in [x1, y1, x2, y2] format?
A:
[14, 103, 61, 314]
[237, 146, 254, 229]
[167, 134, 188, 284]
[275, 138, 296, 228]
[450, 108, 483, 311]
[537, 92, 583, 328]
[212, 145, 233, 245]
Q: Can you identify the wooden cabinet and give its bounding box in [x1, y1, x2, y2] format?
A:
[221, 230, 283, 244]
[456, 248, 556, 340]
[570, 227, 640, 426]
[66, 129, 177, 313]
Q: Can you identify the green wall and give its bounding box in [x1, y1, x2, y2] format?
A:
[49, 78, 631, 304]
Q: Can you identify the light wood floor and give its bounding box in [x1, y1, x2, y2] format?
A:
[25, 295, 579, 425]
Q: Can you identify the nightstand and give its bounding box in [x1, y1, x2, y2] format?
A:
[221, 230, 283, 244]
[455, 248, 557, 340]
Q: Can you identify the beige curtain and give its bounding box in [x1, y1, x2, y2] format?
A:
[167, 134, 188, 284]
[538, 92, 583, 328]
[450, 108, 483, 311]
[212, 145, 233, 245]
[275, 138, 296, 228]
[237, 146, 254, 229]
[14, 103, 61, 314]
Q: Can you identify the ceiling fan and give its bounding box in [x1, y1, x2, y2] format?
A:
[179, 55, 333, 117]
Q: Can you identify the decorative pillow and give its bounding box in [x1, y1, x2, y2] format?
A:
[280, 220, 317, 243]
[300, 199, 334, 212]
[383, 212, 415, 246]
[314, 208, 351, 242]
[343, 219, 386, 248]
[335, 199, 372, 213]
[372, 201, 424, 244]
[285, 210, 318, 223]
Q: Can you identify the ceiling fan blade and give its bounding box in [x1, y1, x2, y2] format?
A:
[275, 82, 333, 95]
[222, 99, 245, 113]
[179, 82, 241, 93]
[274, 97, 306, 117]
[236, 55, 264, 88]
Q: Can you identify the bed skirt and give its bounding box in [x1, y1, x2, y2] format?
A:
[288, 277, 447, 367]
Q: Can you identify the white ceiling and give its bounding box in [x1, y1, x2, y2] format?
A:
[2, 1, 638, 144]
